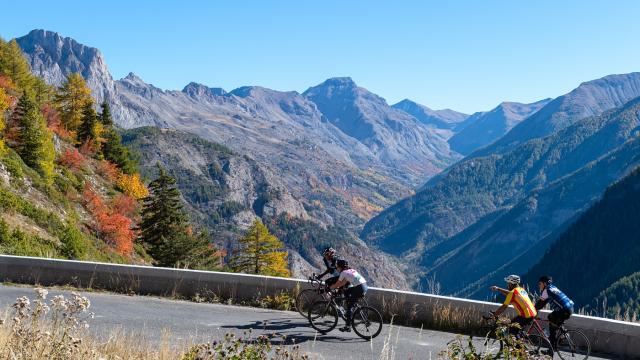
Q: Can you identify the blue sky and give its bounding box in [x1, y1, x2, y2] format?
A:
[3, 0, 639, 113]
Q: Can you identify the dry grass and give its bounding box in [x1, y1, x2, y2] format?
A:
[0, 288, 308, 360]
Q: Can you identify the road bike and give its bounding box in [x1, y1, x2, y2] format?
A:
[307, 287, 383, 340]
[480, 312, 553, 358]
[526, 316, 591, 360]
[295, 274, 330, 317]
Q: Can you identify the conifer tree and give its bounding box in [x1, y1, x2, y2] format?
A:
[100, 101, 113, 126]
[139, 164, 217, 268]
[54, 73, 92, 132]
[11, 92, 55, 181]
[229, 220, 290, 277]
[99, 101, 136, 174]
[0, 39, 34, 91]
[77, 101, 98, 144]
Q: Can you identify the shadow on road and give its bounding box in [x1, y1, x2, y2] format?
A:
[222, 317, 371, 345]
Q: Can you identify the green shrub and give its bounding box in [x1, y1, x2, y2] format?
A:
[60, 226, 87, 259]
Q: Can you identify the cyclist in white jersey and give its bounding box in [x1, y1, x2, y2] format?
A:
[329, 258, 368, 332]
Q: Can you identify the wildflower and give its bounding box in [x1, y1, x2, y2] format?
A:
[35, 288, 49, 299]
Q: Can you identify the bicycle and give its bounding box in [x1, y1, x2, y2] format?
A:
[295, 274, 329, 317]
[307, 287, 383, 340]
[480, 312, 553, 358]
[526, 316, 591, 360]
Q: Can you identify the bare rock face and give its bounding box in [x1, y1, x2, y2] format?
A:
[16, 29, 116, 105]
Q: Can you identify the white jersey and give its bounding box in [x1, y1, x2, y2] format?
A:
[338, 269, 367, 287]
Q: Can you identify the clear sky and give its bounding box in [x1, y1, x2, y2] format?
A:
[2, 0, 639, 113]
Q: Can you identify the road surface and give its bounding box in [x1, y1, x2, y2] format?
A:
[0, 285, 616, 359]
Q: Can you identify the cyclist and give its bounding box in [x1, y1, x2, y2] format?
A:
[316, 247, 340, 287]
[535, 275, 574, 347]
[490, 275, 537, 336]
[328, 258, 368, 332]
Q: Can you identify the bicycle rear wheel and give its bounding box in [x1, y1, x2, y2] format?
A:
[308, 300, 338, 334]
[352, 306, 383, 340]
[556, 329, 591, 360]
[296, 289, 324, 317]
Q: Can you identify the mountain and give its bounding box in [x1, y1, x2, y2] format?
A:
[362, 94, 640, 293]
[392, 99, 470, 136]
[478, 73, 640, 155]
[303, 78, 460, 178]
[522, 166, 640, 311]
[448, 99, 551, 155]
[591, 272, 640, 320]
[121, 127, 410, 288]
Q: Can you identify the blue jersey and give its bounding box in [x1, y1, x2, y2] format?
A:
[541, 284, 574, 311]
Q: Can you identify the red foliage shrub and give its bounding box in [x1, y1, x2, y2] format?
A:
[111, 194, 138, 218]
[58, 148, 86, 171]
[42, 103, 73, 139]
[97, 160, 120, 182]
[79, 139, 97, 156]
[83, 184, 136, 256]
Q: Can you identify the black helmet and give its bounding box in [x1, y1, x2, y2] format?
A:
[336, 258, 349, 268]
[538, 276, 553, 284]
[322, 247, 336, 256]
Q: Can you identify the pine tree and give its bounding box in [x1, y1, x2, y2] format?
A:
[99, 101, 113, 126]
[0, 39, 34, 91]
[229, 220, 290, 277]
[98, 100, 136, 174]
[139, 164, 217, 268]
[11, 92, 55, 181]
[54, 73, 92, 132]
[77, 101, 98, 144]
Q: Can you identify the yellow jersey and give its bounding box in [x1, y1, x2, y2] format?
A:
[504, 286, 537, 318]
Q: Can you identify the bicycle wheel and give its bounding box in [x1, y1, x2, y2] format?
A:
[556, 330, 591, 360]
[523, 334, 553, 357]
[296, 289, 324, 317]
[351, 306, 383, 340]
[308, 300, 338, 334]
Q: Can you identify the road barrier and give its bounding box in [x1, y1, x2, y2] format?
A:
[0, 255, 637, 357]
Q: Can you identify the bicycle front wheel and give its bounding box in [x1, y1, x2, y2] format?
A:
[556, 330, 591, 360]
[308, 300, 338, 334]
[296, 289, 324, 317]
[523, 334, 553, 357]
[352, 306, 383, 340]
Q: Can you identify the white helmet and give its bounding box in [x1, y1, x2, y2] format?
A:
[505, 275, 521, 285]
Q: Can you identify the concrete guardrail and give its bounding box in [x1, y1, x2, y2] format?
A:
[0, 255, 637, 358]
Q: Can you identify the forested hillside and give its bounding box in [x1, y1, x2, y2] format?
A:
[0, 36, 224, 272]
[524, 166, 640, 314]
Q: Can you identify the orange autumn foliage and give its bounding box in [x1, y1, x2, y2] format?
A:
[58, 148, 86, 171]
[117, 173, 149, 200]
[97, 160, 119, 182]
[83, 184, 136, 256]
[111, 194, 138, 218]
[42, 103, 73, 140]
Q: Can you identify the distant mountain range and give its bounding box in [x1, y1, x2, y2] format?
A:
[363, 76, 640, 296]
[524, 166, 640, 313]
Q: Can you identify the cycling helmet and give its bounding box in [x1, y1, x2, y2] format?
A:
[538, 275, 553, 284]
[504, 275, 521, 285]
[336, 258, 349, 268]
[322, 247, 336, 256]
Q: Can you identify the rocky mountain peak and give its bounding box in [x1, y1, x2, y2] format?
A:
[17, 29, 115, 104]
[182, 82, 227, 98]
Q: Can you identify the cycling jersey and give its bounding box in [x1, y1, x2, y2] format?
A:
[323, 257, 339, 277]
[540, 284, 574, 311]
[338, 269, 367, 287]
[504, 286, 537, 318]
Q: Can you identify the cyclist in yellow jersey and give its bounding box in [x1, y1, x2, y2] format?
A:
[490, 275, 537, 336]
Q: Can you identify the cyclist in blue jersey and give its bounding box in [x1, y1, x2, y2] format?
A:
[316, 247, 340, 287]
[535, 275, 575, 347]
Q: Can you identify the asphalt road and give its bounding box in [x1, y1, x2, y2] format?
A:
[0, 285, 617, 359]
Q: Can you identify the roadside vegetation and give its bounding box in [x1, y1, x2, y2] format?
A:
[0, 288, 308, 359]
